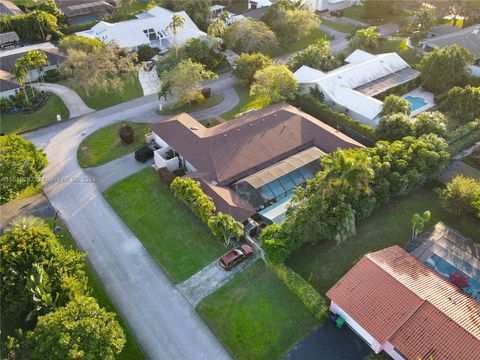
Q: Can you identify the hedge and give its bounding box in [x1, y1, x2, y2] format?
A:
[447, 119, 480, 155]
[298, 93, 376, 143]
[267, 261, 328, 321]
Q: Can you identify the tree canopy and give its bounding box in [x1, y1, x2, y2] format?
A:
[376, 113, 415, 141]
[25, 296, 125, 360]
[440, 176, 480, 218]
[349, 27, 381, 51]
[382, 95, 412, 116]
[250, 65, 298, 103]
[233, 53, 273, 85]
[0, 135, 48, 204]
[419, 45, 475, 93]
[261, 0, 320, 43]
[224, 19, 279, 54]
[208, 212, 244, 246]
[415, 111, 447, 137]
[409, 5, 437, 31]
[445, 85, 480, 122]
[288, 39, 340, 72]
[58, 35, 104, 54]
[0, 11, 61, 42]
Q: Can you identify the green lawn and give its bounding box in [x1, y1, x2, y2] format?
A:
[220, 84, 270, 120]
[222, 0, 248, 14]
[200, 118, 222, 128]
[77, 121, 150, 167]
[159, 94, 223, 115]
[103, 167, 225, 283]
[63, 74, 143, 110]
[197, 261, 318, 360]
[47, 219, 146, 360]
[287, 184, 480, 296]
[320, 18, 361, 33]
[342, 6, 410, 26]
[271, 29, 329, 57]
[1, 94, 69, 134]
[106, 0, 153, 22]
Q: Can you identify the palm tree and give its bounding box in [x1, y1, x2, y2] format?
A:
[26, 50, 48, 84]
[7, 216, 49, 232]
[168, 14, 186, 58]
[13, 58, 30, 103]
[207, 18, 226, 39]
[411, 210, 431, 241]
[350, 26, 381, 51]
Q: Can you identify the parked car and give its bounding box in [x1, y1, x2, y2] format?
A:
[219, 244, 253, 270]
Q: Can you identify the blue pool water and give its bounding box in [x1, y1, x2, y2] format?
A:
[405, 96, 427, 111]
[424, 254, 480, 301]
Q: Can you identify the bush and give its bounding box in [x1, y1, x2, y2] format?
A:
[60, 20, 96, 35]
[267, 262, 328, 321]
[233, 53, 273, 85]
[414, 111, 447, 137]
[170, 177, 215, 223]
[136, 44, 158, 62]
[298, 93, 376, 141]
[376, 113, 415, 141]
[440, 176, 480, 218]
[201, 87, 211, 98]
[447, 119, 480, 143]
[118, 124, 135, 144]
[0, 97, 14, 113]
[382, 95, 411, 115]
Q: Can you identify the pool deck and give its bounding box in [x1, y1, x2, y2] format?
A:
[402, 87, 435, 116]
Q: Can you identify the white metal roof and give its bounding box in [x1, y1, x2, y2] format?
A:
[76, 6, 206, 49]
[294, 51, 413, 121]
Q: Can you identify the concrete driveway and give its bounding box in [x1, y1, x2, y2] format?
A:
[24, 77, 238, 360]
[138, 67, 161, 96]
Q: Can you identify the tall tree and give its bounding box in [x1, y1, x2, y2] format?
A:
[36, 0, 64, 22]
[26, 50, 48, 83]
[382, 95, 412, 116]
[445, 85, 480, 122]
[168, 14, 186, 58]
[288, 39, 339, 72]
[58, 35, 104, 54]
[161, 59, 217, 105]
[12, 57, 30, 102]
[25, 296, 125, 360]
[207, 18, 227, 39]
[224, 18, 279, 54]
[414, 111, 447, 137]
[250, 65, 298, 103]
[349, 27, 381, 51]
[376, 113, 415, 141]
[208, 212, 244, 246]
[419, 45, 475, 93]
[233, 53, 273, 85]
[0, 135, 47, 204]
[410, 5, 437, 31]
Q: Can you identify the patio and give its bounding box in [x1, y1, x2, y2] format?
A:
[402, 88, 435, 116]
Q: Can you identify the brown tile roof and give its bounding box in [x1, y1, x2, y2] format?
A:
[150, 103, 363, 185]
[326, 246, 480, 359]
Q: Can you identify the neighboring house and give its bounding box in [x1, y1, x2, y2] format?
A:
[294, 50, 420, 126]
[0, 0, 24, 17]
[419, 24, 480, 77]
[0, 31, 20, 49]
[425, 24, 461, 38]
[58, 1, 116, 25]
[0, 70, 20, 98]
[76, 6, 207, 51]
[149, 103, 363, 226]
[247, 0, 272, 9]
[327, 244, 480, 360]
[209, 4, 245, 24]
[0, 43, 64, 81]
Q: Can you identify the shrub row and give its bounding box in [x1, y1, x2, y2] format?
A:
[447, 119, 480, 144]
[447, 119, 480, 155]
[267, 261, 328, 321]
[298, 93, 376, 142]
[170, 177, 215, 224]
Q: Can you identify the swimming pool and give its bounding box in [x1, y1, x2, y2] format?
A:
[405, 96, 427, 111]
[425, 254, 480, 301]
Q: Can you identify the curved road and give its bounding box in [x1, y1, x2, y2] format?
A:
[24, 77, 238, 360]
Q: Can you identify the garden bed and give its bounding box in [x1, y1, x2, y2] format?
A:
[77, 121, 150, 167]
[197, 261, 318, 360]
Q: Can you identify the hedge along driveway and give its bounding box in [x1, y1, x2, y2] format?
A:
[103, 167, 225, 283]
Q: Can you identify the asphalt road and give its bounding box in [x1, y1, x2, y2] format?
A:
[24, 78, 237, 360]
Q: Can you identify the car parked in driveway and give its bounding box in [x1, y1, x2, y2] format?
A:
[219, 244, 253, 270]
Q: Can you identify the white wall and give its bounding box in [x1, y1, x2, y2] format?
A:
[0, 88, 19, 99]
[383, 342, 406, 360]
[330, 301, 382, 353]
[468, 64, 480, 77]
[153, 133, 169, 148]
[154, 148, 180, 171]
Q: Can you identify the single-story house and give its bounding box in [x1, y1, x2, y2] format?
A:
[327, 244, 480, 360]
[76, 6, 207, 51]
[0, 31, 20, 49]
[426, 24, 461, 38]
[149, 103, 363, 226]
[419, 24, 480, 77]
[0, 0, 24, 17]
[0, 70, 20, 98]
[58, 1, 116, 25]
[294, 50, 420, 126]
[0, 44, 64, 81]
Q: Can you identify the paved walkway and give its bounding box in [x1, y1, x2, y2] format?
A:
[83, 153, 154, 192]
[32, 82, 94, 118]
[327, 14, 369, 27]
[22, 74, 240, 360]
[177, 250, 261, 307]
[138, 67, 161, 96]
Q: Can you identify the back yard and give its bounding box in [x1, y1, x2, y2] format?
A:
[103, 167, 225, 283]
[287, 184, 480, 295]
[197, 261, 318, 360]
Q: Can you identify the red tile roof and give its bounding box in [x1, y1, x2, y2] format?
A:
[326, 246, 480, 360]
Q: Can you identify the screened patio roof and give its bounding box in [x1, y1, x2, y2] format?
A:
[234, 147, 325, 189]
[354, 67, 420, 97]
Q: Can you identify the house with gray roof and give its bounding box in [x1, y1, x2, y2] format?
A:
[0, 0, 24, 17]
